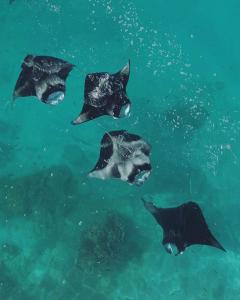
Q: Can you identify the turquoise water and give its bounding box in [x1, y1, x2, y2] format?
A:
[0, 0, 240, 299]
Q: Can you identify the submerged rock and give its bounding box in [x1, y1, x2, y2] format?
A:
[78, 211, 147, 274]
[0, 165, 79, 217]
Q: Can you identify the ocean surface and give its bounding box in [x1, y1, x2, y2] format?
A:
[0, 0, 240, 299]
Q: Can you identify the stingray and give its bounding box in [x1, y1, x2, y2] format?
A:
[143, 199, 226, 255]
[89, 130, 152, 185]
[72, 61, 131, 125]
[13, 55, 74, 105]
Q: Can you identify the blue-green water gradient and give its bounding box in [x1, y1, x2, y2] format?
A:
[0, 1, 240, 299]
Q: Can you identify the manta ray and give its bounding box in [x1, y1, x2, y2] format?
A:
[13, 55, 74, 105]
[72, 61, 131, 124]
[143, 199, 226, 255]
[89, 130, 152, 186]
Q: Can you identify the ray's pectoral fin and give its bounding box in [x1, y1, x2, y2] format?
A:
[116, 60, 130, 86]
[184, 201, 226, 252]
[13, 81, 35, 100]
[13, 68, 36, 100]
[58, 64, 75, 81]
[71, 105, 90, 125]
[204, 234, 226, 252]
[141, 198, 158, 215]
[88, 132, 114, 179]
[71, 104, 105, 125]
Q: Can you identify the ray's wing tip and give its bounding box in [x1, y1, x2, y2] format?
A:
[12, 92, 18, 101]
[71, 119, 79, 126]
[119, 60, 130, 77]
[87, 172, 93, 178]
[72, 111, 91, 125]
[215, 244, 226, 253]
[69, 63, 76, 70]
[218, 243, 226, 252]
[71, 116, 84, 125]
[211, 238, 226, 252]
[141, 197, 155, 211]
[88, 170, 102, 179]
